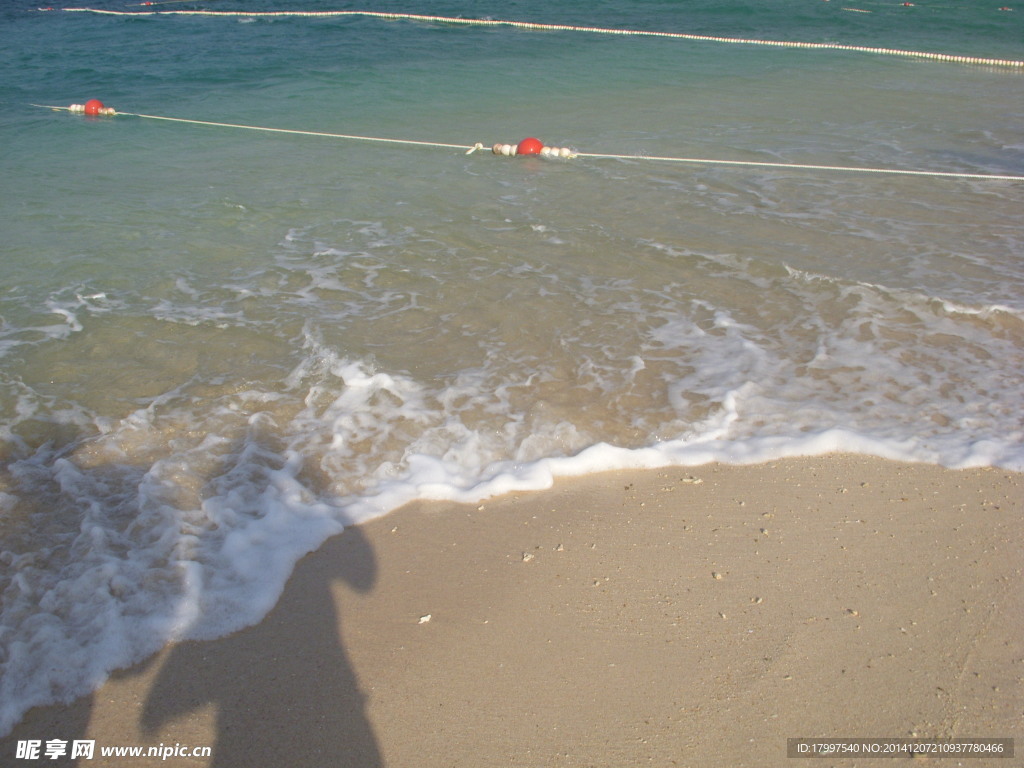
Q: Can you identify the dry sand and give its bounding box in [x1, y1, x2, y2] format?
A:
[3, 455, 1021, 767]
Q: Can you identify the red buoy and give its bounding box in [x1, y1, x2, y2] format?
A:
[517, 137, 543, 156]
[83, 99, 105, 116]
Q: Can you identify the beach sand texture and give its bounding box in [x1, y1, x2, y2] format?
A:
[3, 455, 1020, 767]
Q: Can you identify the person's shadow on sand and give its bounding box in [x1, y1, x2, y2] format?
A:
[141, 526, 381, 767]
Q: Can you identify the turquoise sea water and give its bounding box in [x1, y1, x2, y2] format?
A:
[1, 0, 1022, 736]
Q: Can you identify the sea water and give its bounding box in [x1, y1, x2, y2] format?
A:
[0, 0, 1022, 736]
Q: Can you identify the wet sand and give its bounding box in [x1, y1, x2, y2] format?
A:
[3, 455, 1021, 767]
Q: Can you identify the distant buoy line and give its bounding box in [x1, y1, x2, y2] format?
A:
[54, 7, 1024, 68]
[33, 103, 1024, 182]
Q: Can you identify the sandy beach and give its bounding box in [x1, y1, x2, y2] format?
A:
[3, 454, 1021, 767]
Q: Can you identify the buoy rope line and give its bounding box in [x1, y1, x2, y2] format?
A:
[53, 8, 1024, 69]
[35, 103, 1024, 182]
[130, 0, 226, 6]
[99, 108, 473, 151]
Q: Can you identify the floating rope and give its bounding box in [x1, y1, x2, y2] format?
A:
[128, 0, 225, 6]
[573, 150, 1024, 180]
[33, 103, 1024, 182]
[64, 106, 475, 152]
[54, 8, 1024, 69]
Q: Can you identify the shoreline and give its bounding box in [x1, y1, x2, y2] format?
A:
[3, 454, 1021, 767]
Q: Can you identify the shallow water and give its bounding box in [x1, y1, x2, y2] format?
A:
[1, 0, 1022, 736]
